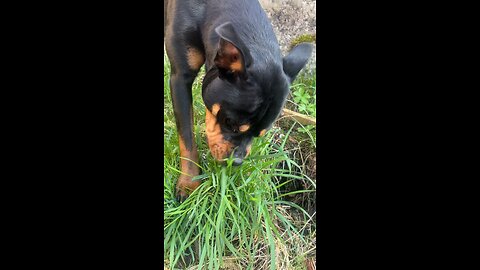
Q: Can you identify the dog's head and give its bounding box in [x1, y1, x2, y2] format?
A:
[202, 22, 313, 165]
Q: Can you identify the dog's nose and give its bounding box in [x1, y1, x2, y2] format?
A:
[232, 157, 243, 166]
[232, 148, 246, 166]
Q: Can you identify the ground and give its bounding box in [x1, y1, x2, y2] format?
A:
[260, 0, 316, 75]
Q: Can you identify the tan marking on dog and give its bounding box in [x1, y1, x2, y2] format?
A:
[176, 136, 200, 197]
[259, 129, 267, 137]
[178, 136, 199, 177]
[205, 108, 233, 160]
[211, 103, 221, 116]
[245, 142, 253, 157]
[186, 47, 205, 70]
[230, 61, 242, 72]
[239, 124, 250, 132]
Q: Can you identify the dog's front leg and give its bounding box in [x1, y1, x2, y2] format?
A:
[169, 69, 202, 202]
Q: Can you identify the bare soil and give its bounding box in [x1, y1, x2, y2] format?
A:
[260, 0, 317, 75]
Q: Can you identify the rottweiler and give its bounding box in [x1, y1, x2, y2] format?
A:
[164, 0, 313, 202]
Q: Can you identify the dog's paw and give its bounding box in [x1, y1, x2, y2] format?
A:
[175, 189, 188, 203]
[175, 175, 200, 203]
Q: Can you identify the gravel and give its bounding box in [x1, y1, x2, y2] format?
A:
[260, 0, 317, 75]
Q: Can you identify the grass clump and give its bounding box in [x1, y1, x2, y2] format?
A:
[289, 33, 316, 50]
[164, 51, 316, 270]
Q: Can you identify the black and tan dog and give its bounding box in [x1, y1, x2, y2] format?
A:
[164, 0, 313, 201]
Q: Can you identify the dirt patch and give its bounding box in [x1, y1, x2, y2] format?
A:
[260, 0, 316, 76]
[271, 116, 317, 216]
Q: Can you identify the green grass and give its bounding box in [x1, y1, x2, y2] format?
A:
[287, 74, 317, 144]
[164, 52, 316, 270]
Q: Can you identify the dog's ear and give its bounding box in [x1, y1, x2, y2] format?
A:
[214, 22, 252, 75]
[283, 43, 313, 83]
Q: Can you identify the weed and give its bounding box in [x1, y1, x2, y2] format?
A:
[286, 70, 316, 141]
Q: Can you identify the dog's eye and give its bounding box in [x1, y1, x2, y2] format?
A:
[225, 118, 238, 133]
